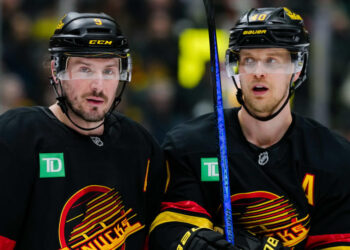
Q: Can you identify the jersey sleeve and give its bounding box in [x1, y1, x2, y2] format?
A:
[0, 140, 34, 249]
[305, 136, 350, 249]
[144, 137, 168, 227]
[149, 135, 214, 250]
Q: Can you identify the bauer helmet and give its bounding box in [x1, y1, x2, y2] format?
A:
[225, 7, 310, 121]
[226, 7, 309, 89]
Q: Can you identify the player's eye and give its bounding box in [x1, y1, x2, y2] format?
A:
[243, 57, 256, 65]
[79, 66, 92, 73]
[265, 57, 283, 69]
[103, 68, 115, 75]
[266, 58, 277, 64]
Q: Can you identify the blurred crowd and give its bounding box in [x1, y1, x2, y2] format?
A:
[1, 0, 349, 142]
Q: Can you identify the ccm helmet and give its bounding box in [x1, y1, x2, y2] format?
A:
[225, 7, 310, 121]
[48, 12, 131, 130]
[49, 12, 131, 83]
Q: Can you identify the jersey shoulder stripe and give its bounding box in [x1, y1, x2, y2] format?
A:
[305, 233, 350, 249]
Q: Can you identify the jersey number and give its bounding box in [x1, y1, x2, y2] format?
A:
[302, 173, 315, 206]
[250, 14, 267, 21]
[94, 18, 102, 25]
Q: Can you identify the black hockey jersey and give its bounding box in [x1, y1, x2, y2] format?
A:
[149, 108, 350, 249]
[0, 106, 166, 249]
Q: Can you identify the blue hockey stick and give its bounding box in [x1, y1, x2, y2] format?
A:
[203, 0, 234, 244]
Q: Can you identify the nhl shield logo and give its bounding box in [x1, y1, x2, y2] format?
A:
[90, 136, 104, 147]
[258, 151, 269, 166]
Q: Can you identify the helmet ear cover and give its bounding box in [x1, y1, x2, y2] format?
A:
[225, 49, 239, 77]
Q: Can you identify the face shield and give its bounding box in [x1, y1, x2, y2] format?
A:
[56, 53, 132, 82]
[225, 48, 304, 78]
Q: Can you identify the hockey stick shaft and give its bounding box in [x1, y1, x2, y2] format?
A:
[202, 0, 234, 244]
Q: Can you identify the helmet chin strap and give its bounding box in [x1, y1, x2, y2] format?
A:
[232, 74, 296, 122]
[49, 77, 126, 132]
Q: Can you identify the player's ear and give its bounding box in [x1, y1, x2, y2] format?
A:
[50, 60, 59, 84]
[293, 71, 301, 82]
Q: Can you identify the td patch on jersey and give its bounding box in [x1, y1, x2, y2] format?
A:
[201, 157, 219, 181]
[39, 152, 65, 178]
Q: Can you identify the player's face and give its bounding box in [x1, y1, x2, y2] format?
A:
[238, 48, 294, 116]
[61, 57, 120, 122]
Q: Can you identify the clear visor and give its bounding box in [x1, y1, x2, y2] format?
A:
[225, 49, 304, 77]
[56, 54, 132, 82]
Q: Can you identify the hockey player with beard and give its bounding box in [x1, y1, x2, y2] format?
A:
[0, 12, 166, 249]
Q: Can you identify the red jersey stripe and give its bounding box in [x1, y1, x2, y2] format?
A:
[161, 201, 211, 218]
[0, 235, 16, 250]
[305, 233, 350, 249]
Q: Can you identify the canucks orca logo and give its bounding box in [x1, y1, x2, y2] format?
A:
[231, 191, 310, 248]
[58, 185, 144, 249]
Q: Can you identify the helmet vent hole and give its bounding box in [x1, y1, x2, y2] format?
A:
[87, 28, 111, 34]
[67, 29, 80, 35]
[271, 30, 300, 43]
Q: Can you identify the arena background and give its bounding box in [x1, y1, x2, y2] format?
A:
[0, 0, 349, 143]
